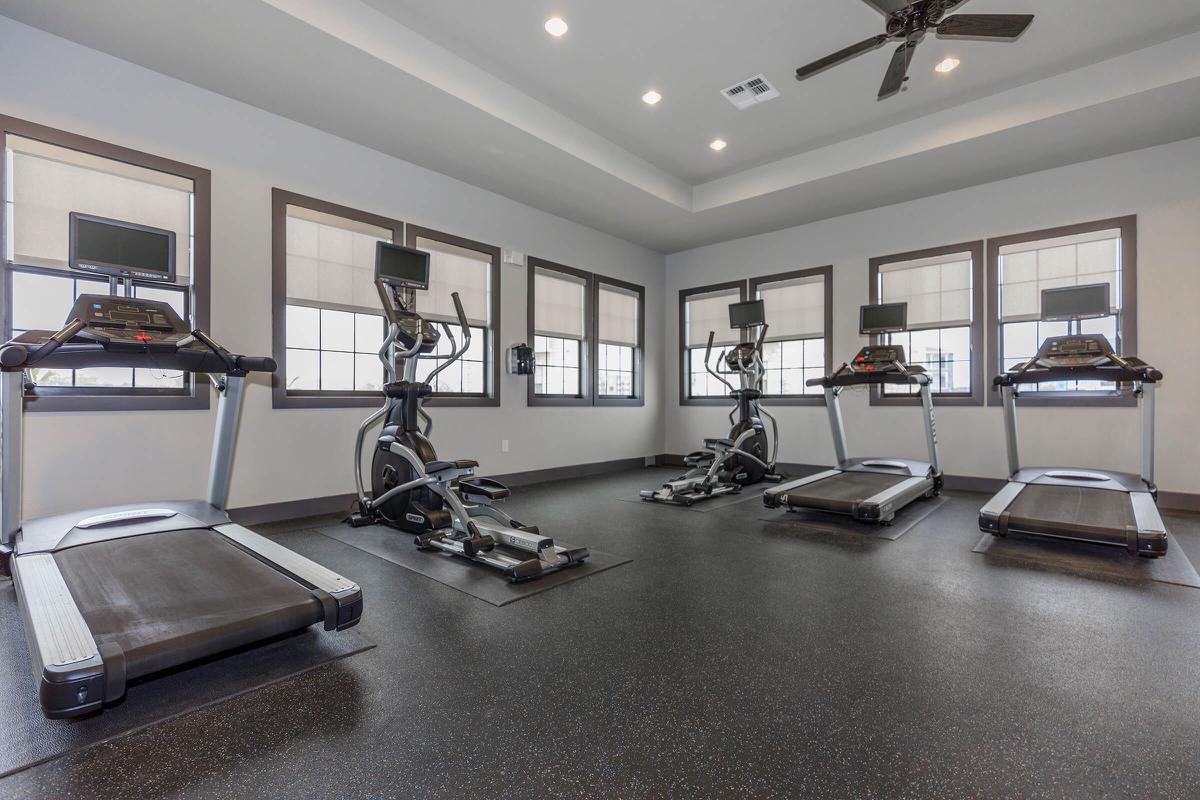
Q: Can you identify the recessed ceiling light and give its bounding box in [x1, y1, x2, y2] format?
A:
[709, 139, 727, 152]
[642, 90, 662, 106]
[544, 17, 568, 37]
[934, 57, 960, 74]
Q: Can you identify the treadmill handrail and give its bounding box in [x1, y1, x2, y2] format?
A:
[0, 328, 276, 375]
[993, 359, 1161, 388]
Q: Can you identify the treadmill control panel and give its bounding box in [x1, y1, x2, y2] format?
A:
[851, 345, 907, 372]
[1035, 335, 1114, 368]
[71, 294, 189, 352]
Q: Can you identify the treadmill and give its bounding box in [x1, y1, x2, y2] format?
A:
[0, 216, 362, 718]
[764, 302, 942, 524]
[979, 283, 1167, 557]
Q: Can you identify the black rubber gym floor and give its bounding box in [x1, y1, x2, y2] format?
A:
[4, 466, 1200, 800]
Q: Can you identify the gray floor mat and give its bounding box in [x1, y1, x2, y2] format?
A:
[317, 524, 630, 606]
[760, 495, 949, 541]
[0, 577, 373, 779]
[972, 528, 1200, 588]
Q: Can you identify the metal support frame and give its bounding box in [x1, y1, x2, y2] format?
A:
[1, 370, 24, 547]
[918, 382, 941, 476]
[206, 374, 245, 511]
[1000, 384, 1021, 477]
[1141, 382, 1156, 486]
[825, 386, 849, 469]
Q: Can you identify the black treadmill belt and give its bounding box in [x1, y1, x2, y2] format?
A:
[54, 529, 323, 680]
[1006, 485, 1135, 539]
[784, 471, 910, 511]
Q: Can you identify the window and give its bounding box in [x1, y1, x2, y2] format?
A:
[1, 117, 210, 412]
[528, 258, 591, 405]
[679, 281, 746, 404]
[594, 276, 644, 406]
[869, 241, 985, 405]
[271, 189, 402, 408]
[750, 267, 832, 405]
[407, 226, 500, 406]
[987, 216, 1136, 406]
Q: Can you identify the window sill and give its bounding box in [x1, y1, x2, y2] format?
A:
[529, 394, 591, 407]
[424, 395, 500, 408]
[987, 390, 1137, 408]
[680, 396, 734, 407]
[872, 392, 983, 407]
[24, 391, 209, 413]
[594, 396, 644, 407]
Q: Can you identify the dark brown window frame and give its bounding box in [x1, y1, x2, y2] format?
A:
[527, 257, 595, 407]
[592, 274, 646, 408]
[869, 240, 986, 407]
[749, 266, 833, 407]
[986, 215, 1137, 408]
[678, 279, 748, 407]
[271, 188, 404, 410]
[406, 225, 501, 408]
[0, 115, 212, 413]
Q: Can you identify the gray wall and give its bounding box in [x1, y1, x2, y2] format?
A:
[0, 17, 667, 518]
[666, 137, 1200, 496]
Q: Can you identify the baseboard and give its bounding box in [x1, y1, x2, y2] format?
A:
[652, 456, 1200, 511]
[491, 457, 646, 488]
[229, 460, 1200, 527]
[229, 493, 356, 526]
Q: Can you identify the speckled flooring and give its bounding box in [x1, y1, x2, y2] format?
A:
[4, 467, 1200, 800]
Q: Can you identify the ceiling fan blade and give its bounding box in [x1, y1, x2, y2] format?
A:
[878, 38, 916, 99]
[796, 34, 891, 81]
[860, 0, 910, 15]
[937, 14, 1034, 39]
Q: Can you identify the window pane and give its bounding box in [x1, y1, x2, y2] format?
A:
[354, 313, 383, 354]
[940, 327, 970, 363]
[618, 345, 632, 372]
[533, 365, 547, 394]
[464, 326, 486, 364]
[803, 338, 824, 369]
[563, 338, 580, 368]
[76, 368, 133, 387]
[134, 285, 187, 320]
[803, 368, 824, 394]
[462, 361, 485, 394]
[286, 348, 319, 390]
[354, 353, 383, 392]
[563, 366, 580, 395]
[286, 305, 320, 351]
[135, 368, 186, 389]
[1003, 321, 1037, 362]
[12, 271, 74, 331]
[28, 368, 72, 387]
[320, 351, 354, 390]
[320, 309, 355, 352]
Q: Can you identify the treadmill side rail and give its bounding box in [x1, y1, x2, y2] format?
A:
[858, 476, 932, 522]
[763, 469, 842, 507]
[12, 553, 107, 718]
[978, 481, 1026, 533]
[1129, 492, 1169, 554]
[215, 523, 363, 630]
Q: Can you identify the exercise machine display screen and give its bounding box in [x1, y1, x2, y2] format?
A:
[1041, 283, 1110, 322]
[376, 242, 430, 289]
[69, 213, 176, 282]
[860, 302, 906, 335]
[728, 299, 765, 329]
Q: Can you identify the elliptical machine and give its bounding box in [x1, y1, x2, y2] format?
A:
[349, 242, 588, 581]
[641, 299, 781, 506]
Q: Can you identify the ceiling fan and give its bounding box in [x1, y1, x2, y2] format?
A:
[795, 0, 1034, 100]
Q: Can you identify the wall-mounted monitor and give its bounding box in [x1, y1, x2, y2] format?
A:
[69, 212, 176, 283]
[375, 241, 430, 290]
[1040, 283, 1110, 322]
[860, 302, 907, 335]
[728, 299, 765, 329]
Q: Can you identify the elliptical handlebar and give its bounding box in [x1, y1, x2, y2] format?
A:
[703, 330, 735, 393]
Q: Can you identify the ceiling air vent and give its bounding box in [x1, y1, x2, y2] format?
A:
[721, 74, 780, 110]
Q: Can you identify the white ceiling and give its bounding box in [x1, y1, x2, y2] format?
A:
[2, 0, 1199, 253]
[363, 0, 1200, 183]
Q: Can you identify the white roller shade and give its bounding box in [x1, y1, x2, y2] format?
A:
[535, 267, 586, 338]
[878, 252, 972, 330]
[757, 274, 824, 341]
[7, 135, 193, 278]
[686, 287, 741, 347]
[286, 205, 391, 311]
[414, 237, 490, 326]
[999, 229, 1121, 322]
[598, 283, 638, 347]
